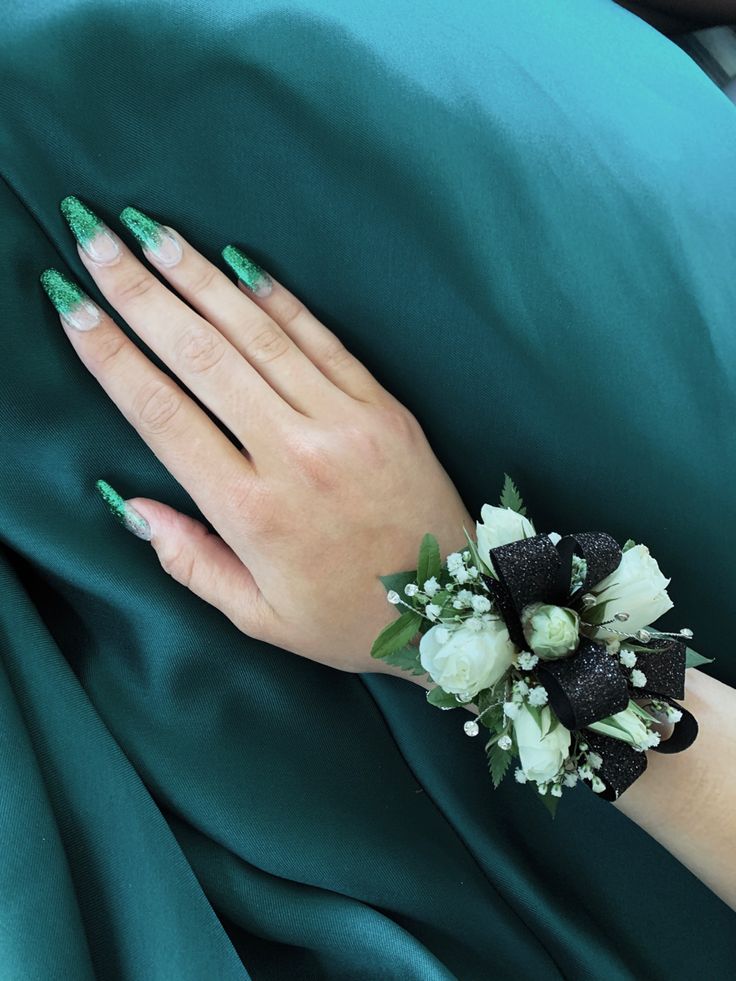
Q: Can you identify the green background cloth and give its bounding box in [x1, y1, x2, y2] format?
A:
[1, 0, 735, 977]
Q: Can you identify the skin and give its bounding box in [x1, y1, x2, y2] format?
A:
[55, 214, 735, 911]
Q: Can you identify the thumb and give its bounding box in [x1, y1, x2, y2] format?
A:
[94, 480, 272, 638]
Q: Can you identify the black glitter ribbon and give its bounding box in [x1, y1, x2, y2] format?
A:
[481, 531, 696, 798]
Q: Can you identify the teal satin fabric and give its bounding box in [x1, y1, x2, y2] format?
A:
[1, 1, 735, 977]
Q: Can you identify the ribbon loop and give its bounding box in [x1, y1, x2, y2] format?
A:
[582, 732, 648, 801]
[537, 638, 630, 729]
[629, 638, 686, 701]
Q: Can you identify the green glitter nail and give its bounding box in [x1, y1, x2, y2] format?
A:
[40, 268, 101, 331]
[60, 195, 105, 246]
[60, 195, 120, 263]
[221, 244, 273, 297]
[120, 206, 165, 251]
[95, 479, 152, 541]
[120, 206, 183, 266]
[40, 268, 86, 315]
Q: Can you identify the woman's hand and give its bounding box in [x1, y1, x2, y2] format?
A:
[43, 198, 474, 677]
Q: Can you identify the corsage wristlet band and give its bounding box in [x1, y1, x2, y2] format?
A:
[371, 476, 712, 815]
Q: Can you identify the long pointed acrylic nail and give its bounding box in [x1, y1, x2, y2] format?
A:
[95, 479, 152, 541]
[60, 195, 121, 264]
[40, 268, 101, 331]
[120, 206, 182, 267]
[221, 244, 273, 297]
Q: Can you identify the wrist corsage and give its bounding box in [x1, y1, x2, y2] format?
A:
[371, 475, 712, 814]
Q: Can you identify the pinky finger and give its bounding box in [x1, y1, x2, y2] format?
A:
[95, 479, 275, 640]
[223, 247, 393, 405]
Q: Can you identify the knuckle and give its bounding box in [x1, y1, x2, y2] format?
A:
[113, 270, 156, 304]
[134, 380, 184, 436]
[187, 263, 218, 297]
[277, 295, 306, 332]
[176, 325, 226, 375]
[247, 324, 290, 365]
[158, 540, 196, 588]
[288, 433, 338, 492]
[89, 329, 128, 371]
[321, 340, 355, 375]
[381, 402, 423, 442]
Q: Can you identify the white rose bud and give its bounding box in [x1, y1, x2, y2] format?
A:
[587, 705, 657, 751]
[418, 618, 516, 698]
[588, 544, 673, 641]
[520, 603, 580, 660]
[513, 704, 571, 784]
[475, 505, 536, 572]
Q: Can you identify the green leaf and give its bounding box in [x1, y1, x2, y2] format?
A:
[379, 569, 418, 598]
[499, 473, 527, 516]
[622, 539, 636, 552]
[462, 525, 493, 577]
[426, 686, 461, 710]
[486, 740, 512, 789]
[476, 688, 504, 730]
[538, 791, 559, 819]
[525, 703, 548, 735]
[686, 647, 714, 668]
[370, 610, 422, 661]
[382, 644, 427, 677]
[416, 533, 441, 589]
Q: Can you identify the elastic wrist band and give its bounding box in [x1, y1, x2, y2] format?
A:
[371, 475, 709, 814]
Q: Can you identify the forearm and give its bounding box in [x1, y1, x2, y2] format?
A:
[613, 668, 736, 910]
[406, 667, 736, 910]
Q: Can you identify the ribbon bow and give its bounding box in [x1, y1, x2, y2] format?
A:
[483, 532, 698, 800]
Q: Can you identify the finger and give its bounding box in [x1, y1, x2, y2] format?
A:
[227, 258, 394, 406]
[117, 206, 354, 419]
[41, 267, 256, 547]
[116, 489, 277, 640]
[59, 195, 294, 458]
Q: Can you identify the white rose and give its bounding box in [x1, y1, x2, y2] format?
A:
[419, 617, 516, 697]
[520, 602, 580, 660]
[513, 704, 571, 783]
[475, 505, 536, 570]
[587, 706, 660, 751]
[589, 544, 672, 640]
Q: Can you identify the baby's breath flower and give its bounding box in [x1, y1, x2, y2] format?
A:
[551, 784, 563, 798]
[503, 701, 520, 720]
[528, 686, 548, 707]
[563, 772, 579, 788]
[591, 776, 606, 793]
[513, 680, 529, 700]
[517, 650, 539, 671]
[425, 603, 442, 621]
[423, 576, 440, 597]
[471, 595, 491, 614]
[514, 768, 527, 784]
[587, 752, 603, 770]
[619, 649, 637, 668]
[630, 669, 647, 688]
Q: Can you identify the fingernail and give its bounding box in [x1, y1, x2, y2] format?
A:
[120, 206, 182, 267]
[94, 479, 152, 541]
[60, 195, 121, 264]
[221, 244, 273, 297]
[40, 268, 101, 331]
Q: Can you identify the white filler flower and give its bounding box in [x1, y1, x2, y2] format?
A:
[513, 704, 571, 784]
[475, 504, 536, 570]
[419, 618, 516, 697]
[589, 544, 673, 640]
